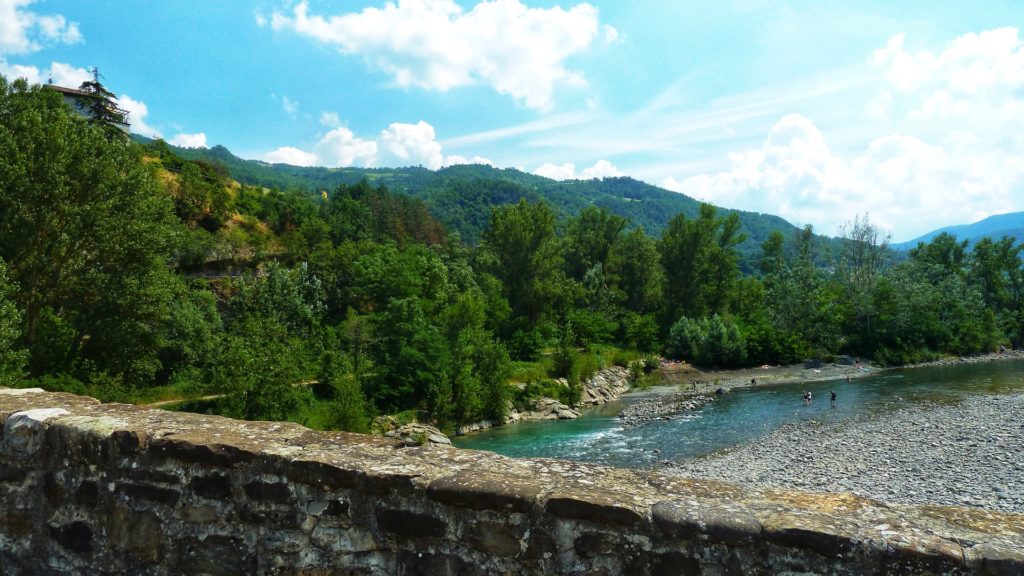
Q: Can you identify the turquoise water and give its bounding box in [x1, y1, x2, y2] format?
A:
[452, 360, 1024, 468]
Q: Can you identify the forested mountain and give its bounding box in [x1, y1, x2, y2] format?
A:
[893, 211, 1024, 250]
[134, 136, 830, 271]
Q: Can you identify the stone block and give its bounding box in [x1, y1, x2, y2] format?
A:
[652, 500, 762, 546]
[183, 505, 221, 524]
[396, 551, 487, 576]
[426, 470, 543, 513]
[151, 434, 257, 467]
[115, 483, 181, 507]
[49, 521, 93, 554]
[190, 473, 234, 500]
[245, 480, 292, 503]
[0, 463, 26, 483]
[546, 490, 644, 528]
[177, 534, 255, 576]
[75, 480, 100, 507]
[375, 508, 447, 539]
[2, 408, 68, 455]
[464, 522, 524, 557]
[964, 543, 1024, 576]
[762, 511, 858, 558]
[107, 505, 164, 563]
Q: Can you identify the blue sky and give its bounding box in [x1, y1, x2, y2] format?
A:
[2, 0, 1023, 241]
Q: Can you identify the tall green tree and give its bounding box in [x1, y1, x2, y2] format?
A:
[659, 203, 745, 322]
[607, 227, 663, 315]
[563, 206, 627, 281]
[479, 199, 565, 329]
[0, 76, 181, 384]
[0, 259, 26, 385]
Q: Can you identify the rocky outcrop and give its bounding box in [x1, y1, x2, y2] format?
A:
[508, 397, 580, 422]
[2, 386, 1020, 575]
[579, 365, 631, 406]
[384, 423, 451, 446]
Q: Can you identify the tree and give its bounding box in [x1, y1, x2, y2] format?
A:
[479, 199, 565, 330]
[607, 227, 663, 314]
[836, 214, 891, 351]
[214, 318, 305, 422]
[563, 206, 626, 281]
[659, 204, 745, 322]
[0, 76, 182, 385]
[77, 70, 127, 137]
[0, 259, 26, 385]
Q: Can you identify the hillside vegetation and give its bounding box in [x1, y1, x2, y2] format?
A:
[138, 135, 833, 271]
[3, 75, 1024, 435]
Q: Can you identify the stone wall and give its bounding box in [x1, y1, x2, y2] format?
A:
[1, 387, 1022, 575]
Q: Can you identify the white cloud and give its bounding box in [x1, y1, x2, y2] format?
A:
[661, 113, 1022, 240]
[0, 59, 90, 85]
[281, 95, 299, 116]
[168, 132, 207, 148]
[658, 28, 1024, 241]
[263, 146, 319, 167]
[319, 111, 341, 127]
[258, 118, 497, 169]
[0, 0, 81, 56]
[534, 162, 577, 180]
[379, 121, 444, 169]
[269, 0, 612, 110]
[315, 126, 378, 167]
[443, 154, 493, 167]
[580, 159, 624, 180]
[118, 94, 160, 139]
[534, 159, 623, 181]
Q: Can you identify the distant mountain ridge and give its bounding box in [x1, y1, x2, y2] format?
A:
[135, 136, 837, 270]
[893, 212, 1024, 250]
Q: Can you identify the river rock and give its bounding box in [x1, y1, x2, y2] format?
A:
[385, 423, 451, 446]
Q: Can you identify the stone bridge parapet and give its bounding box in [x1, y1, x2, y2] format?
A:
[1, 387, 1021, 575]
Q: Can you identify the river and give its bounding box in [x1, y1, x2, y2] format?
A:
[452, 359, 1024, 468]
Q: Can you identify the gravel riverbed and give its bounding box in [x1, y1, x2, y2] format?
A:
[667, 392, 1024, 514]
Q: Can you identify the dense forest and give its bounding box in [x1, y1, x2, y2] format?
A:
[2, 75, 1023, 433]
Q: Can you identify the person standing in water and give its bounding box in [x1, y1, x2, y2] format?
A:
[831, 390, 836, 407]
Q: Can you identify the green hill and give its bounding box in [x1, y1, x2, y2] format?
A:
[893, 211, 1024, 250]
[135, 136, 836, 270]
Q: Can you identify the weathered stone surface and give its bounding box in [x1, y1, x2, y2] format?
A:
[3, 386, 1022, 575]
[652, 499, 762, 545]
[427, 469, 543, 513]
[107, 505, 163, 563]
[245, 480, 292, 503]
[0, 462, 26, 482]
[177, 534, 255, 575]
[464, 522, 524, 557]
[151, 433, 258, 466]
[115, 482, 181, 506]
[762, 511, 859, 557]
[75, 479, 100, 506]
[546, 489, 645, 527]
[964, 543, 1024, 576]
[3, 408, 69, 455]
[190, 473, 233, 500]
[385, 423, 451, 446]
[375, 508, 447, 539]
[397, 551, 487, 576]
[49, 520, 93, 554]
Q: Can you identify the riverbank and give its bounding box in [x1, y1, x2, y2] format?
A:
[668, 392, 1024, 514]
[624, 350, 1024, 426]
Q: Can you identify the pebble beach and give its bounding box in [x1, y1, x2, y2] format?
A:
[668, 392, 1024, 514]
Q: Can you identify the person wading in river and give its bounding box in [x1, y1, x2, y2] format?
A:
[831, 390, 836, 407]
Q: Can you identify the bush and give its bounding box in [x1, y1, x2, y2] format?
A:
[665, 314, 747, 368]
